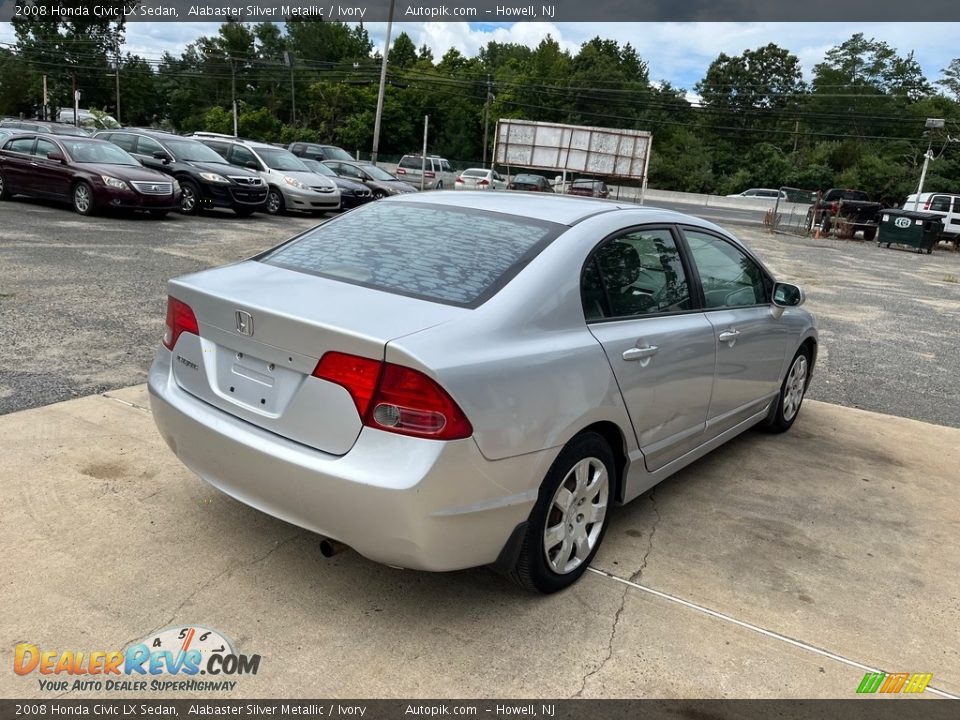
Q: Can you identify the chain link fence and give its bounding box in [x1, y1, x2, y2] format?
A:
[767, 187, 818, 237]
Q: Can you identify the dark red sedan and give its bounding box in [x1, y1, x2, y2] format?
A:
[0, 134, 180, 217]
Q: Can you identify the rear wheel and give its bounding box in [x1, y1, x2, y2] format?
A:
[0, 172, 8, 200]
[761, 347, 810, 434]
[820, 214, 831, 235]
[179, 180, 201, 215]
[863, 226, 877, 242]
[509, 432, 613, 594]
[72, 181, 95, 216]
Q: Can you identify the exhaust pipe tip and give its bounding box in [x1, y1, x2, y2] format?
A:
[319, 537, 349, 558]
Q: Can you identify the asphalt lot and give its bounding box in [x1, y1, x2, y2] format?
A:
[1, 196, 959, 427]
[2, 195, 960, 701]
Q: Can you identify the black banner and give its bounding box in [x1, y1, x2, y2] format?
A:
[1, 700, 958, 720]
[2, 0, 960, 22]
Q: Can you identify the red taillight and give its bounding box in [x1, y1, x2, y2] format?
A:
[311, 352, 473, 441]
[477, 179, 489, 186]
[312, 352, 381, 416]
[456, 176, 464, 184]
[924, 201, 931, 210]
[424, 171, 436, 178]
[830, 201, 838, 212]
[396, 167, 406, 174]
[162, 296, 199, 350]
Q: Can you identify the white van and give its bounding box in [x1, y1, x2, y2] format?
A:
[903, 192, 960, 239]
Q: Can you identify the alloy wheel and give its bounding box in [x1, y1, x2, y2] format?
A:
[782, 355, 808, 422]
[73, 184, 91, 214]
[180, 186, 196, 213]
[543, 457, 609, 575]
[267, 191, 282, 213]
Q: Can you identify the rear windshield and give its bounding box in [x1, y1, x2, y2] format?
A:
[462, 169, 488, 178]
[261, 202, 561, 306]
[514, 175, 543, 183]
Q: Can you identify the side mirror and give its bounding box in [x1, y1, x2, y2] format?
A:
[46, 151, 66, 163]
[245, 161, 261, 171]
[152, 150, 171, 163]
[772, 282, 805, 308]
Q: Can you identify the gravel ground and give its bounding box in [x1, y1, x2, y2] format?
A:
[1, 197, 959, 427]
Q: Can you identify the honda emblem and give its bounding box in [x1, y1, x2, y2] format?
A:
[235, 310, 254, 336]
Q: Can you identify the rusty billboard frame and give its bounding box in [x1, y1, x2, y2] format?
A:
[493, 118, 652, 200]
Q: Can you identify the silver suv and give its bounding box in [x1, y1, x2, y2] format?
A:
[190, 133, 340, 215]
[395, 154, 456, 190]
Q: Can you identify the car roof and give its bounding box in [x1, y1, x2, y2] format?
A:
[383, 190, 713, 227]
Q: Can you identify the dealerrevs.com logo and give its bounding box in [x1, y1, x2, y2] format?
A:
[14, 625, 261, 693]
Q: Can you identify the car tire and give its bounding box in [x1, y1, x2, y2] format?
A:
[863, 227, 877, 242]
[0, 172, 8, 200]
[266, 188, 285, 215]
[72, 181, 95, 216]
[509, 432, 614, 594]
[233, 207, 255, 218]
[820, 214, 831, 235]
[760, 346, 811, 434]
[373, 190, 387, 200]
[179, 180, 201, 215]
[436, 181, 443, 190]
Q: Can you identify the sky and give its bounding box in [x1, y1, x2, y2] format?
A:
[1, 21, 958, 94]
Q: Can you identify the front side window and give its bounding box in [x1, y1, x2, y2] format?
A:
[136, 136, 164, 156]
[34, 138, 58, 158]
[684, 229, 768, 309]
[230, 145, 259, 168]
[582, 228, 691, 321]
[108, 133, 137, 152]
[262, 203, 560, 306]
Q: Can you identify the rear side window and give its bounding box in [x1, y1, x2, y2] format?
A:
[930, 196, 951, 212]
[6, 137, 34, 153]
[262, 203, 560, 306]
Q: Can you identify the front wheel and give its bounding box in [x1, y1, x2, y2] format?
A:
[373, 190, 387, 200]
[761, 347, 810, 433]
[0, 172, 8, 200]
[509, 432, 614, 594]
[179, 180, 201, 215]
[820, 215, 831, 235]
[266, 188, 285, 215]
[72, 181, 95, 216]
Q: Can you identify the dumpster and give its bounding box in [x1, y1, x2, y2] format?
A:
[877, 210, 943, 254]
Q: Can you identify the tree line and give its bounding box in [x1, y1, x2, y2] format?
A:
[5, 14, 960, 202]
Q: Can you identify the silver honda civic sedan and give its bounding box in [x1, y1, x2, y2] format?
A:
[149, 192, 818, 593]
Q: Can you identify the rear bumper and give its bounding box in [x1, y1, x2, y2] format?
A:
[148, 349, 551, 571]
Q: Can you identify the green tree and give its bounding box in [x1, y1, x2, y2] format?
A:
[388, 33, 418, 69]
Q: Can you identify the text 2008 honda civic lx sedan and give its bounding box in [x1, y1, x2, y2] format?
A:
[149, 192, 818, 593]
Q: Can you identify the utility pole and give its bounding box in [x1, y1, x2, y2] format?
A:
[231, 59, 238, 137]
[371, 0, 395, 165]
[913, 118, 945, 210]
[792, 119, 799, 153]
[42, 75, 47, 121]
[114, 37, 121, 124]
[420, 115, 429, 191]
[284, 51, 296, 126]
[482, 74, 492, 167]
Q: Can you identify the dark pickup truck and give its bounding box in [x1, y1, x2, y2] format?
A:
[806, 189, 883, 241]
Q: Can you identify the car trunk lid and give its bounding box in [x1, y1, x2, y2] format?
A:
[166, 261, 463, 455]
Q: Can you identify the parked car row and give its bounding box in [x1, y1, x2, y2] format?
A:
[0, 129, 421, 219]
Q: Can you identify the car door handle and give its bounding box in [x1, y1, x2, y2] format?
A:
[718, 329, 740, 343]
[622, 345, 658, 361]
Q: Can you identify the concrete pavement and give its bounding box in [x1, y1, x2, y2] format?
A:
[1, 387, 958, 699]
